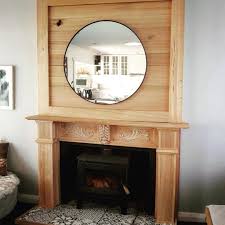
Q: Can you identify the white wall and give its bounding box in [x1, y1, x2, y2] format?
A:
[0, 0, 37, 195]
[1, 0, 225, 214]
[180, 0, 225, 213]
[66, 45, 97, 85]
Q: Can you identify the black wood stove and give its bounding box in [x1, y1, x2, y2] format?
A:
[76, 151, 129, 214]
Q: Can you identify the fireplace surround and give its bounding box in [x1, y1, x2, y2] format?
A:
[28, 0, 188, 224]
[26, 116, 188, 225]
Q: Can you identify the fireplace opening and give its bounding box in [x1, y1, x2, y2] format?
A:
[60, 142, 156, 215]
[76, 151, 129, 214]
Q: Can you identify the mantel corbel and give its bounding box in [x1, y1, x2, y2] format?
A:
[98, 124, 111, 145]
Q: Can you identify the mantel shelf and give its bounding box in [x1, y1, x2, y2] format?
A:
[26, 115, 189, 129]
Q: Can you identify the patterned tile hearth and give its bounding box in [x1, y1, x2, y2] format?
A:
[16, 201, 155, 225]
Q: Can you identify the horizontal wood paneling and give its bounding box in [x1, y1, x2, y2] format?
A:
[48, 1, 171, 114]
[49, 1, 171, 19]
[49, 65, 169, 110]
[50, 66, 169, 85]
[50, 86, 169, 111]
[48, 0, 170, 7]
[49, 27, 170, 55]
[48, 107, 170, 122]
[49, 53, 170, 66]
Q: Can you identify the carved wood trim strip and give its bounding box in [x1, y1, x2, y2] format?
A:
[156, 149, 179, 154]
[36, 138, 58, 144]
[98, 124, 111, 145]
[56, 122, 158, 148]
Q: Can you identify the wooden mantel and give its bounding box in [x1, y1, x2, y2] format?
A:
[27, 115, 189, 129]
[31, 0, 187, 224]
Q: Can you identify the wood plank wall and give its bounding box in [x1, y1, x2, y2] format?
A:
[46, 1, 172, 121]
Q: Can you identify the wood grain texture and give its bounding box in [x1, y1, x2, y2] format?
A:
[169, 0, 184, 122]
[37, 0, 185, 122]
[27, 115, 189, 128]
[43, 0, 172, 121]
[47, 0, 170, 7]
[36, 121, 60, 208]
[37, 0, 49, 113]
[155, 129, 180, 224]
[48, 108, 170, 122]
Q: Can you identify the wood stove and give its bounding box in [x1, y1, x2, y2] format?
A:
[76, 151, 129, 214]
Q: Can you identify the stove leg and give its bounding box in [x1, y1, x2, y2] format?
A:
[121, 200, 128, 215]
[77, 199, 83, 209]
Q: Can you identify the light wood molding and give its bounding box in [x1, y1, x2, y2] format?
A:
[155, 128, 180, 224]
[158, 128, 180, 149]
[169, 0, 184, 122]
[36, 121, 60, 208]
[47, 0, 171, 7]
[156, 149, 179, 154]
[37, 0, 49, 113]
[36, 138, 58, 144]
[27, 115, 189, 129]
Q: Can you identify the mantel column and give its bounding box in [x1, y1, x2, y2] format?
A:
[37, 121, 60, 208]
[155, 129, 180, 225]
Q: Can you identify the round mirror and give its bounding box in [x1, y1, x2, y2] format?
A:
[64, 21, 147, 105]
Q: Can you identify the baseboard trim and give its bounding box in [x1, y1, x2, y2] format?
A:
[178, 212, 205, 223]
[18, 193, 39, 204]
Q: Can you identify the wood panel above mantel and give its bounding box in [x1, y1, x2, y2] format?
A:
[37, 0, 184, 123]
[26, 115, 189, 129]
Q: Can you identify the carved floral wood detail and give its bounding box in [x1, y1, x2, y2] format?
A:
[117, 128, 150, 141]
[60, 123, 95, 138]
[98, 124, 110, 144]
[57, 122, 156, 148]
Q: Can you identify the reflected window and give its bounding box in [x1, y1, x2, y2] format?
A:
[103, 56, 110, 75]
[112, 56, 119, 75]
[121, 56, 128, 75]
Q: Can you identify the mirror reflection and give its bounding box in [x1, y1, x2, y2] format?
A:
[64, 21, 147, 105]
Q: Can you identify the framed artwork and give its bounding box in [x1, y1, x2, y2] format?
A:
[0, 66, 14, 110]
